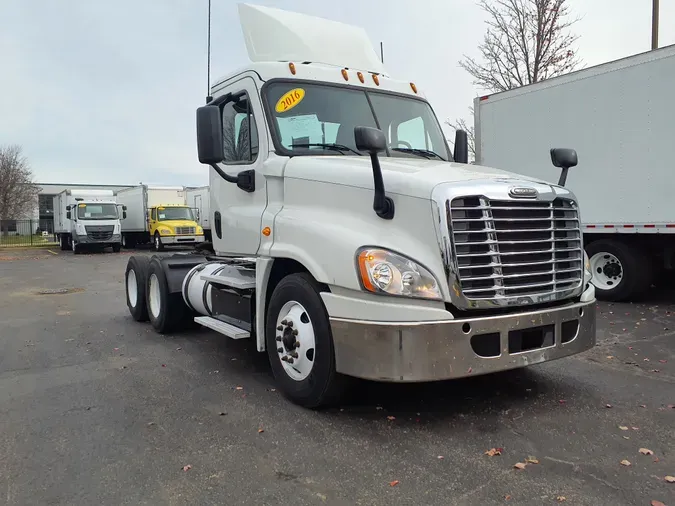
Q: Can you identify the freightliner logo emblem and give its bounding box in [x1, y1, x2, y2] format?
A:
[508, 187, 538, 199]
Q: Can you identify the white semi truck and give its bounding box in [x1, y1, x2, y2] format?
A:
[53, 189, 124, 254]
[123, 3, 596, 408]
[117, 184, 205, 250]
[185, 185, 211, 242]
[474, 44, 675, 302]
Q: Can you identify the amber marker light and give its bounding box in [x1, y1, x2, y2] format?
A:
[262, 227, 271, 236]
[410, 82, 418, 94]
[341, 68, 349, 81]
[372, 74, 380, 85]
[288, 62, 296, 75]
[357, 72, 364, 83]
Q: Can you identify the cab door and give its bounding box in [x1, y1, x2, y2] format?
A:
[209, 76, 268, 256]
[148, 207, 157, 236]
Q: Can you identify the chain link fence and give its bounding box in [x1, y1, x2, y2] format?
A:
[0, 220, 59, 247]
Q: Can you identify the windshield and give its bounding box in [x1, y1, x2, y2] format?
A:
[264, 82, 451, 160]
[77, 203, 118, 220]
[157, 207, 194, 221]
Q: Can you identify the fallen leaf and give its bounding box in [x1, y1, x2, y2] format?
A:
[182, 464, 192, 472]
[258, 428, 264, 433]
[605, 404, 613, 408]
[664, 475, 675, 483]
[387, 416, 396, 421]
[628, 346, 633, 350]
[623, 436, 630, 440]
[389, 480, 399, 487]
[619, 426, 629, 431]
[652, 369, 661, 373]
[437, 455, 444, 460]
[525, 456, 540, 464]
[316, 492, 327, 502]
[113, 348, 119, 351]
[651, 501, 665, 506]
[558, 399, 567, 404]
[631, 427, 639, 430]
[176, 347, 182, 351]
[668, 405, 675, 409]
[219, 412, 227, 416]
[620, 459, 631, 466]
[514, 462, 527, 470]
[556, 497, 567, 503]
[504, 494, 511, 501]
[639, 404, 647, 408]
[485, 448, 503, 456]
[235, 386, 243, 390]
[467, 367, 473, 373]
[644, 358, 651, 362]
[606, 355, 614, 359]
[161, 364, 166, 367]
[659, 360, 667, 363]
[639, 448, 654, 455]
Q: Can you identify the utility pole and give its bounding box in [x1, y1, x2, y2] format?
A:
[652, 0, 659, 50]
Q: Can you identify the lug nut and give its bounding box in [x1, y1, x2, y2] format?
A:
[277, 347, 283, 353]
[276, 336, 282, 342]
[290, 351, 298, 359]
[292, 329, 298, 336]
[287, 321, 294, 328]
[277, 325, 283, 331]
[294, 341, 301, 348]
[287, 358, 294, 364]
[281, 320, 288, 325]
[281, 356, 288, 362]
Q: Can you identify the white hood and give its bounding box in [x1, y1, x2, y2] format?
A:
[283, 156, 556, 199]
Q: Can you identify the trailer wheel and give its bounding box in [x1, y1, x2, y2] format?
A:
[125, 256, 150, 322]
[112, 243, 121, 253]
[265, 272, 348, 409]
[145, 257, 188, 333]
[154, 233, 165, 251]
[586, 239, 652, 301]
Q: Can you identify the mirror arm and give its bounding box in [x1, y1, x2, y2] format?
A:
[558, 167, 570, 187]
[210, 163, 238, 183]
[370, 154, 395, 220]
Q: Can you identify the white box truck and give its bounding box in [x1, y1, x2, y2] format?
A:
[123, 3, 596, 408]
[185, 186, 211, 242]
[474, 44, 675, 301]
[116, 185, 205, 250]
[53, 189, 123, 254]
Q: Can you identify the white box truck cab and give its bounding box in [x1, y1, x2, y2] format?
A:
[53, 189, 124, 254]
[124, 4, 596, 408]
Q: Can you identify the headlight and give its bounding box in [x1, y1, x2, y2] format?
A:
[159, 227, 172, 235]
[583, 250, 592, 285]
[196, 226, 204, 235]
[356, 248, 441, 300]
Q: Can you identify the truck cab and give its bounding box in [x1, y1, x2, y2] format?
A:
[147, 204, 203, 251]
[124, 3, 596, 408]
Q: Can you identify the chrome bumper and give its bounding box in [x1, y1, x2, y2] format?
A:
[330, 299, 596, 382]
[161, 235, 205, 245]
[75, 233, 121, 244]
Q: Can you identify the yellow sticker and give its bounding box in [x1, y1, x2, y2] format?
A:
[275, 88, 305, 113]
[78, 203, 86, 207]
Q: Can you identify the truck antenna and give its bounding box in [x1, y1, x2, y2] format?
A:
[206, 0, 213, 103]
[380, 41, 384, 63]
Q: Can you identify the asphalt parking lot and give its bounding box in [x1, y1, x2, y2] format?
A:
[0, 247, 673, 506]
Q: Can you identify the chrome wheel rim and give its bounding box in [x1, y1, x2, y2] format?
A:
[275, 301, 316, 381]
[590, 252, 623, 291]
[148, 273, 161, 318]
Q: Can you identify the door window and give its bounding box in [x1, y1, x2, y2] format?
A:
[222, 92, 259, 163]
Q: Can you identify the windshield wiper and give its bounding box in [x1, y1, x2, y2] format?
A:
[391, 147, 445, 160]
[292, 143, 363, 156]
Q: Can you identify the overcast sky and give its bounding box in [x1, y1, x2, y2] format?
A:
[1, 0, 673, 186]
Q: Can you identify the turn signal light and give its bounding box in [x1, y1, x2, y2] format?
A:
[289, 62, 296, 75]
[341, 69, 349, 81]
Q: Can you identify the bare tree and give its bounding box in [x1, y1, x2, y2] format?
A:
[0, 145, 40, 234]
[447, 0, 582, 159]
[447, 107, 476, 161]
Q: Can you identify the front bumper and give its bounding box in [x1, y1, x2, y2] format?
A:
[74, 234, 121, 245]
[330, 295, 596, 382]
[160, 235, 205, 245]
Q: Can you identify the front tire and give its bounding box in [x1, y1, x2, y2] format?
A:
[586, 239, 652, 301]
[72, 238, 80, 255]
[125, 256, 150, 321]
[112, 243, 122, 253]
[265, 272, 347, 409]
[145, 257, 189, 333]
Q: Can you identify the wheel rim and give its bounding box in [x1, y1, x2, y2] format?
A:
[127, 269, 138, 307]
[71, 239, 76, 252]
[589, 252, 623, 290]
[275, 301, 316, 381]
[155, 235, 160, 250]
[148, 273, 161, 318]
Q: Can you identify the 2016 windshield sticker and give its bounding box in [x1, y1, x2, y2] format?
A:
[275, 88, 305, 113]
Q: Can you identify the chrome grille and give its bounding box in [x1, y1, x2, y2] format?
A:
[175, 226, 196, 235]
[450, 197, 583, 300]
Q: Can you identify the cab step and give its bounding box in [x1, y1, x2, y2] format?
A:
[194, 316, 250, 339]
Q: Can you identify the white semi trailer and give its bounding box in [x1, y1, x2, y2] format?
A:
[123, 3, 596, 408]
[185, 186, 211, 242]
[53, 189, 124, 254]
[474, 44, 675, 301]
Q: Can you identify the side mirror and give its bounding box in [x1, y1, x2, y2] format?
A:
[196, 105, 224, 164]
[354, 126, 386, 154]
[550, 148, 578, 186]
[354, 126, 394, 220]
[122, 211, 127, 219]
[453, 130, 468, 164]
[122, 205, 127, 211]
[66, 205, 71, 211]
[66, 211, 71, 219]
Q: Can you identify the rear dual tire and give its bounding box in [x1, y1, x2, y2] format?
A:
[586, 239, 652, 302]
